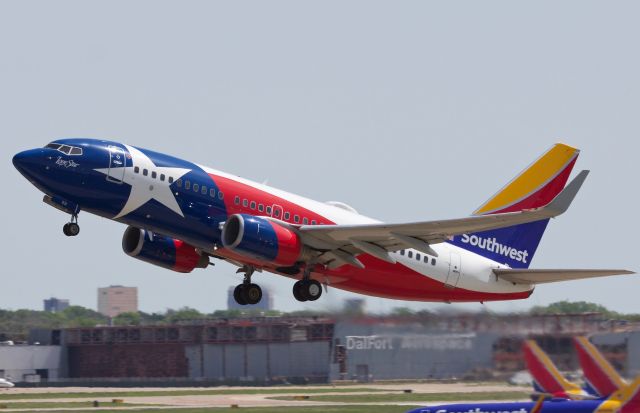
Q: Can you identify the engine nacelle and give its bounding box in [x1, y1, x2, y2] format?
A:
[122, 227, 208, 273]
[221, 214, 304, 266]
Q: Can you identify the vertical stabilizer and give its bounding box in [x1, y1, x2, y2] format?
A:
[575, 336, 626, 397]
[450, 143, 579, 268]
[522, 339, 583, 396]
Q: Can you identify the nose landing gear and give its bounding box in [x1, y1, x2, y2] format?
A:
[63, 214, 80, 237]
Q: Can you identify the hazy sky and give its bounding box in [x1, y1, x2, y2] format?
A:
[2, 1, 638, 315]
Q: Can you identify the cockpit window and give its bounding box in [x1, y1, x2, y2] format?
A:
[44, 142, 83, 156]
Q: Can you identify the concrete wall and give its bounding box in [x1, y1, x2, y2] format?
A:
[591, 331, 640, 378]
[332, 321, 499, 380]
[186, 341, 331, 381]
[0, 345, 63, 382]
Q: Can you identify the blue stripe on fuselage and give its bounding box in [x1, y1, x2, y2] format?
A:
[406, 399, 603, 413]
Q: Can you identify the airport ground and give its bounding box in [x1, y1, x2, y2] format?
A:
[0, 382, 530, 412]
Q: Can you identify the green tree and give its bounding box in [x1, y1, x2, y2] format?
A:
[530, 301, 612, 315]
[166, 307, 204, 323]
[113, 312, 141, 326]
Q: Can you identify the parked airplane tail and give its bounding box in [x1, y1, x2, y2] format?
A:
[449, 143, 579, 268]
[575, 336, 627, 398]
[603, 375, 640, 412]
[522, 339, 584, 397]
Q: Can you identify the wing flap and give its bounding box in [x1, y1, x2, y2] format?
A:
[494, 269, 635, 285]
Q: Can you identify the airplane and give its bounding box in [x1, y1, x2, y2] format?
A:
[0, 378, 14, 388]
[574, 336, 627, 398]
[12, 139, 634, 305]
[405, 375, 640, 413]
[522, 339, 595, 399]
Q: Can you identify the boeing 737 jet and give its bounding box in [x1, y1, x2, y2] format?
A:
[575, 336, 628, 398]
[12, 140, 633, 305]
[407, 375, 640, 413]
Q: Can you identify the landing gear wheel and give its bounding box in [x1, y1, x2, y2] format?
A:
[233, 284, 248, 305]
[244, 283, 262, 305]
[304, 279, 322, 301]
[293, 281, 307, 302]
[63, 223, 80, 237]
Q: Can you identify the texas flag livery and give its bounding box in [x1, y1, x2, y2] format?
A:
[12, 139, 633, 306]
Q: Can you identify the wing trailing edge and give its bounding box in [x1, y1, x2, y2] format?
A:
[494, 269, 635, 285]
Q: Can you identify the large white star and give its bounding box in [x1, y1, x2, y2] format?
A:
[95, 145, 191, 219]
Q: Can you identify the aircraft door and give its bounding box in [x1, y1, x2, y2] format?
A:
[106, 146, 126, 183]
[270, 204, 284, 219]
[445, 252, 462, 288]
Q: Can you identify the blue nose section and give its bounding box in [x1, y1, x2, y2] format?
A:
[13, 149, 44, 178]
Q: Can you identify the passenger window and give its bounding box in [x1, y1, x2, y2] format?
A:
[176, 179, 182, 187]
[243, 199, 248, 207]
[151, 171, 157, 179]
[431, 258, 436, 265]
[143, 169, 148, 176]
[400, 250, 405, 256]
[284, 212, 290, 220]
[311, 220, 317, 225]
[160, 174, 165, 181]
[416, 253, 421, 261]
[134, 166, 140, 174]
[168, 177, 174, 183]
[266, 206, 272, 214]
[185, 180, 191, 190]
[210, 188, 215, 197]
[193, 183, 199, 192]
[250, 201, 256, 209]
[408, 251, 413, 258]
[274, 209, 281, 217]
[218, 191, 224, 200]
[294, 215, 300, 223]
[258, 204, 264, 212]
[201, 186, 207, 195]
[423, 256, 428, 263]
[303, 217, 308, 224]
[234, 196, 240, 205]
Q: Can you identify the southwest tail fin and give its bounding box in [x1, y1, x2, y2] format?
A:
[522, 339, 584, 397]
[450, 143, 579, 268]
[605, 375, 640, 412]
[574, 336, 627, 397]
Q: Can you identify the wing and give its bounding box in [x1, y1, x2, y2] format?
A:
[494, 269, 635, 285]
[296, 170, 589, 269]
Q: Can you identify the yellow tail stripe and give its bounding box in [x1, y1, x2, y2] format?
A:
[527, 340, 582, 391]
[577, 336, 626, 389]
[475, 143, 579, 215]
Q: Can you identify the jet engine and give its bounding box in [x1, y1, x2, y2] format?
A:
[122, 226, 208, 273]
[221, 214, 305, 266]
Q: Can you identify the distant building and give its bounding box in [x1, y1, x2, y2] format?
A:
[43, 297, 69, 313]
[343, 298, 366, 315]
[97, 286, 138, 318]
[227, 287, 273, 311]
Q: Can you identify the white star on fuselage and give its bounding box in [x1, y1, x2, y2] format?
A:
[95, 145, 191, 219]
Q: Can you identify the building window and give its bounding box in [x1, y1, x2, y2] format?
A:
[210, 188, 216, 197]
[193, 183, 199, 192]
[151, 171, 157, 179]
[250, 201, 256, 210]
[234, 196, 240, 205]
[134, 166, 140, 174]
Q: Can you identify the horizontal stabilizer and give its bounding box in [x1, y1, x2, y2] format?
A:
[494, 269, 634, 285]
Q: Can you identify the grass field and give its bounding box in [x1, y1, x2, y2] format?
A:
[270, 391, 530, 403]
[0, 386, 386, 400]
[15, 406, 421, 413]
[0, 401, 158, 409]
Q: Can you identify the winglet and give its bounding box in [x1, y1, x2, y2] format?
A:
[546, 170, 589, 215]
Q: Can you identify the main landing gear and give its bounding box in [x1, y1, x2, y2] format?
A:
[62, 214, 80, 237]
[292, 264, 322, 302]
[233, 266, 263, 306]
